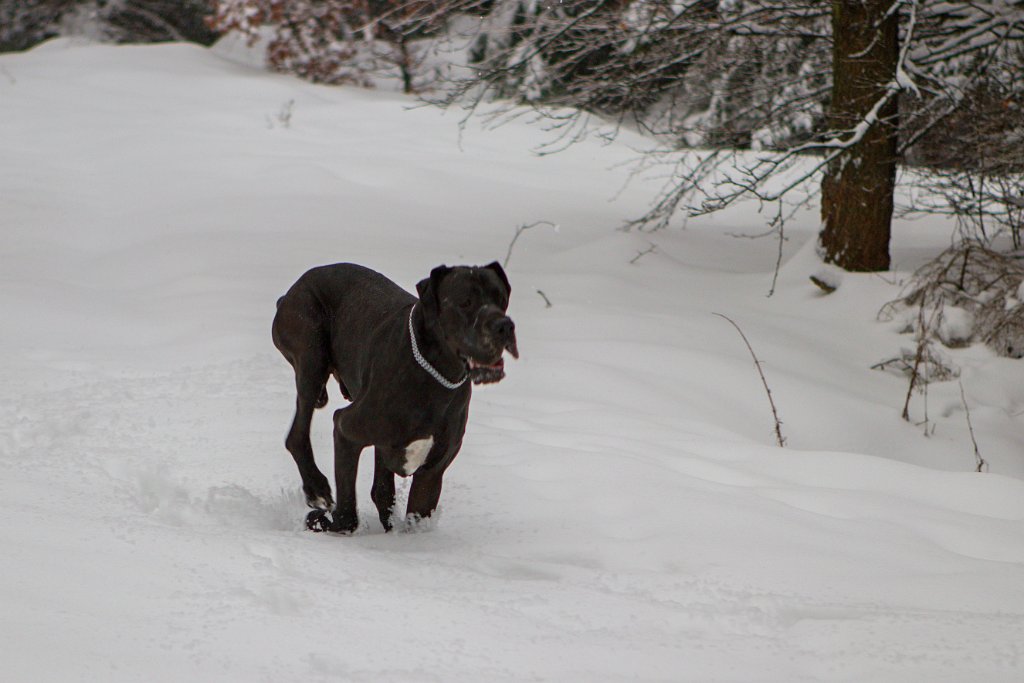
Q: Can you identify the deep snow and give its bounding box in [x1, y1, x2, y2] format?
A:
[2, 39, 1024, 682]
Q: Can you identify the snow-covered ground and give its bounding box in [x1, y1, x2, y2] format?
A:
[3, 39, 1024, 681]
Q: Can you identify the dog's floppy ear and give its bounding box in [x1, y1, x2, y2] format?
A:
[416, 265, 452, 317]
[483, 261, 511, 297]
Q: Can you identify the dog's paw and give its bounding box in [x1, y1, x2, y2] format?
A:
[328, 510, 360, 534]
[397, 513, 438, 534]
[304, 509, 359, 534]
[305, 509, 331, 532]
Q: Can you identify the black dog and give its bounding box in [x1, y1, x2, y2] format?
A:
[272, 262, 517, 533]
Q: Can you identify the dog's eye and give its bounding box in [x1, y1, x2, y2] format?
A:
[459, 298, 473, 310]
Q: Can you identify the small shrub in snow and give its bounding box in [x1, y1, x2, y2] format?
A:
[880, 242, 1024, 359]
[872, 345, 960, 383]
[877, 243, 1023, 424]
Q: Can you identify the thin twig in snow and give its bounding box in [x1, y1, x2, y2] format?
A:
[713, 313, 786, 447]
[766, 204, 789, 298]
[958, 380, 987, 473]
[902, 301, 943, 423]
[503, 220, 556, 269]
[629, 242, 658, 264]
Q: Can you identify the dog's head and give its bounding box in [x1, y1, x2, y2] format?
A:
[417, 262, 517, 385]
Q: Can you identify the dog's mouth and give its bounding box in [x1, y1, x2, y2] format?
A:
[466, 356, 506, 384]
[464, 340, 518, 385]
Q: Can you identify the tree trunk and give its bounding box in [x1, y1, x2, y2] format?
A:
[819, 0, 899, 272]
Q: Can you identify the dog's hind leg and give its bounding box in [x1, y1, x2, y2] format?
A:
[285, 364, 334, 511]
[370, 449, 396, 532]
[328, 408, 364, 533]
[273, 289, 334, 512]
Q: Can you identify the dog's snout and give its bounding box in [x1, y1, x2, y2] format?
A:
[490, 315, 519, 359]
[492, 316, 515, 339]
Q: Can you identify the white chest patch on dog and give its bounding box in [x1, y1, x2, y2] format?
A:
[403, 436, 434, 475]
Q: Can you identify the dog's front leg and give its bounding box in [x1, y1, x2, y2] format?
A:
[406, 468, 444, 524]
[371, 449, 396, 532]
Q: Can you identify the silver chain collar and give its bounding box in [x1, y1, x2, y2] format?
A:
[408, 306, 467, 390]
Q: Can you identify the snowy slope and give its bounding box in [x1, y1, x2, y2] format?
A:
[2, 39, 1024, 682]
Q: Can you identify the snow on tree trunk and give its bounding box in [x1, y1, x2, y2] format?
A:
[819, 0, 899, 272]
